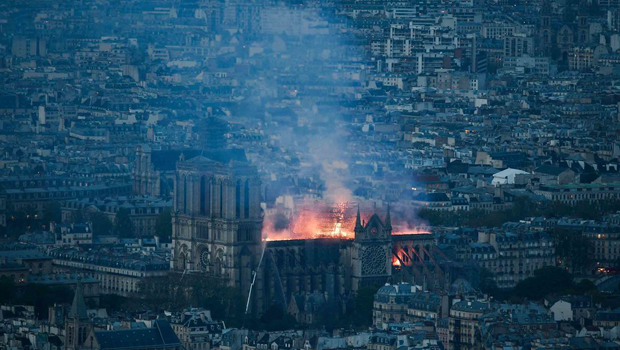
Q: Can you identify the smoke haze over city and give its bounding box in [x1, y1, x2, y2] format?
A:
[1, 0, 620, 349]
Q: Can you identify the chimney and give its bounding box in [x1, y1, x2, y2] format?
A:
[477, 231, 489, 243]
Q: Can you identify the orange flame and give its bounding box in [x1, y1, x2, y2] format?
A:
[263, 202, 356, 241]
[263, 203, 432, 241]
[392, 255, 402, 268]
[392, 229, 432, 235]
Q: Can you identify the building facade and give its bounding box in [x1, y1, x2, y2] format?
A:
[49, 247, 168, 297]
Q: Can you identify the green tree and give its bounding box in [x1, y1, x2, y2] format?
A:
[419, 198, 620, 229]
[90, 212, 114, 237]
[572, 202, 599, 220]
[0, 276, 16, 304]
[114, 208, 135, 238]
[72, 209, 84, 223]
[42, 201, 62, 229]
[258, 304, 297, 331]
[99, 294, 132, 313]
[551, 228, 593, 274]
[16, 284, 73, 319]
[160, 179, 173, 198]
[417, 196, 541, 228]
[351, 284, 380, 327]
[479, 268, 500, 297]
[514, 266, 573, 300]
[137, 273, 247, 327]
[510, 196, 537, 220]
[329, 284, 380, 329]
[155, 208, 172, 241]
[572, 279, 597, 295]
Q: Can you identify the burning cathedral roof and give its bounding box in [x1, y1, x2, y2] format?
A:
[262, 201, 430, 241]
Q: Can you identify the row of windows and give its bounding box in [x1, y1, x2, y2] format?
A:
[8, 179, 90, 188]
[8, 187, 127, 200]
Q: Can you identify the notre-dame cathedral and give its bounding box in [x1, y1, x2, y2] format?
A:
[171, 132, 436, 314]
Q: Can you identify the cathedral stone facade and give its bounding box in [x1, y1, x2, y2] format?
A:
[171, 150, 262, 306]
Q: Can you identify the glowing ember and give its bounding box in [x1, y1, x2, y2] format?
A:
[392, 255, 402, 268]
[263, 201, 357, 241]
[392, 229, 432, 235]
[392, 224, 431, 235]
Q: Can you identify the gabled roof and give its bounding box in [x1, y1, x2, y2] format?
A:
[535, 165, 572, 176]
[365, 213, 385, 229]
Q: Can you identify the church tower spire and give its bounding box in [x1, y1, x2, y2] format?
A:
[355, 204, 362, 230]
[69, 277, 88, 321]
[64, 276, 91, 350]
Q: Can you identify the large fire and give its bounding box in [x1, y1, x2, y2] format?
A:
[263, 202, 356, 241]
[263, 201, 431, 241]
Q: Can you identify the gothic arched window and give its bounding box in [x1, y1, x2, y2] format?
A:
[182, 175, 187, 214]
[200, 177, 206, 214]
[244, 180, 250, 218]
[214, 257, 223, 276]
[219, 181, 224, 218]
[236, 180, 241, 218]
[180, 252, 187, 270]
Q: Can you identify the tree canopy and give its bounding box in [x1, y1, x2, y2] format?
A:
[155, 208, 172, 241]
[1, 281, 73, 319]
[114, 208, 135, 238]
[90, 212, 113, 237]
[514, 266, 574, 300]
[42, 201, 62, 228]
[551, 227, 593, 274]
[418, 197, 620, 228]
[137, 273, 245, 327]
[256, 304, 298, 331]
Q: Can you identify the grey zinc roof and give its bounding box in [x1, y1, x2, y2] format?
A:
[29, 274, 99, 285]
[451, 300, 491, 312]
[94, 320, 180, 350]
[48, 247, 168, 271]
[535, 165, 570, 176]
